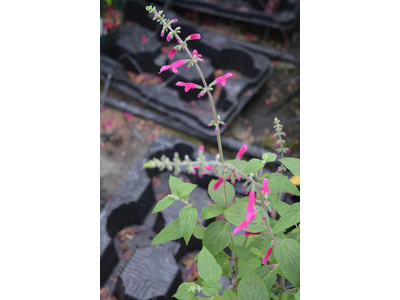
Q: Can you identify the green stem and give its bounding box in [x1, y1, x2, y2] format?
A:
[278, 276, 285, 300]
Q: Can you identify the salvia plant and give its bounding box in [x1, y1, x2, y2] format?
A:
[144, 5, 300, 300]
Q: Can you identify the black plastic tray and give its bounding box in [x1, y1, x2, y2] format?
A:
[101, 0, 275, 137]
[150, 0, 300, 30]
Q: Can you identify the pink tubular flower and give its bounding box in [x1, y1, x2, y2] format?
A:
[237, 144, 248, 159]
[160, 31, 164, 37]
[204, 166, 213, 171]
[199, 145, 204, 152]
[234, 191, 257, 235]
[261, 178, 270, 195]
[263, 246, 273, 265]
[176, 81, 198, 92]
[214, 73, 233, 86]
[244, 231, 261, 236]
[172, 18, 178, 22]
[189, 33, 201, 40]
[215, 130, 218, 134]
[275, 141, 280, 146]
[213, 177, 224, 190]
[169, 48, 176, 59]
[159, 60, 186, 74]
[167, 32, 172, 42]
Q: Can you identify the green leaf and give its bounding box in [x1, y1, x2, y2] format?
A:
[105, 0, 113, 6]
[237, 257, 262, 278]
[152, 195, 175, 214]
[274, 239, 300, 288]
[170, 175, 184, 195]
[262, 153, 277, 163]
[273, 203, 300, 234]
[272, 196, 290, 216]
[254, 265, 278, 290]
[173, 282, 199, 300]
[278, 158, 300, 176]
[223, 289, 238, 300]
[208, 180, 235, 207]
[224, 203, 265, 233]
[236, 196, 248, 204]
[294, 289, 300, 300]
[179, 206, 198, 245]
[177, 183, 198, 200]
[152, 219, 182, 245]
[202, 280, 222, 296]
[193, 226, 205, 240]
[229, 245, 258, 261]
[214, 252, 230, 277]
[265, 173, 300, 196]
[237, 272, 268, 300]
[203, 221, 232, 255]
[198, 247, 222, 282]
[243, 159, 265, 175]
[201, 204, 226, 219]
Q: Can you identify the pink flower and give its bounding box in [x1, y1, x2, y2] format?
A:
[198, 92, 205, 98]
[193, 165, 200, 169]
[287, 149, 291, 153]
[167, 32, 173, 42]
[160, 31, 164, 37]
[214, 73, 233, 87]
[274, 150, 277, 154]
[215, 130, 218, 134]
[176, 81, 198, 92]
[169, 48, 176, 59]
[270, 264, 275, 268]
[263, 246, 273, 265]
[189, 33, 201, 40]
[213, 177, 224, 190]
[261, 178, 270, 195]
[199, 145, 204, 152]
[234, 191, 257, 235]
[275, 141, 280, 146]
[283, 133, 287, 137]
[204, 166, 213, 171]
[172, 18, 178, 22]
[269, 211, 274, 216]
[276, 170, 280, 173]
[263, 216, 266, 220]
[237, 144, 247, 159]
[244, 231, 261, 236]
[233, 220, 248, 235]
[159, 60, 186, 74]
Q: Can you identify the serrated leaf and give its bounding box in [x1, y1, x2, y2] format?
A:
[193, 226, 205, 240]
[203, 221, 231, 255]
[275, 239, 300, 288]
[254, 265, 278, 290]
[173, 282, 199, 300]
[265, 173, 300, 196]
[177, 183, 198, 200]
[214, 252, 230, 277]
[273, 203, 300, 234]
[262, 153, 277, 162]
[229, 245, 258, 261]
[170, 175, 184, 195]
[237, 272, 268, 300]
[243, 159, 265, 175]
[152, 219, 182, 245]
[208, 179, 235, 207]
[202, 280, 222, 296]
[223, 289, 237, 300]
[272, 195, 290, 216]
[224, 203, 265, 233]
[237, 257, 262, 278]
[198, 247, 222, 282]
[179, 206, 198, 245]
[279, 158, 300, 176]
[201, 204, 226, 219]
[152, 195, 175, 214]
